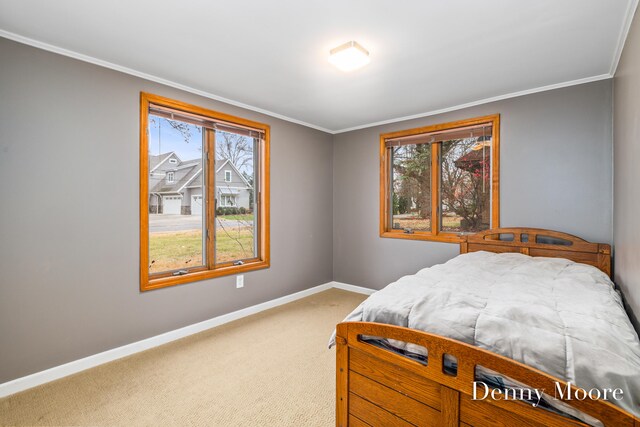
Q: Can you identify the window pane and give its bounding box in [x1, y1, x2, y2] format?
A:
[148, 115, 206, 274]
[440, 136, 491, 233]
[390, 144, 431, 232]
[215, 130, 257, 264]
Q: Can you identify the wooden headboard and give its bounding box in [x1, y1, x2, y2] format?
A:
[460, 228, 611, 277]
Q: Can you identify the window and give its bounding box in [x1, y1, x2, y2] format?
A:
[140, 93, 270, 291]
[220, 194, 237, 207]
[380, 115, 499, 243]
[169, 158, 178, 164]
[225, 170, 232, 182]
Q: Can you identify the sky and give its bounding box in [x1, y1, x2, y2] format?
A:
[148, 115, 203, 162]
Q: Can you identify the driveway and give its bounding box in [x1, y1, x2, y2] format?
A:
[149, 214, 253, 232]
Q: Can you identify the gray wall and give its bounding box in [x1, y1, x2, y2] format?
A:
[0, 38, 334, 383]
[333, 81, 613, 289]
[0, 35, 621, 384]
[614, 9, 640, 332]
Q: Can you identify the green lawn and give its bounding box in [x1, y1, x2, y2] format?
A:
[149, 228, 254, 273]
[219, 214, 254, 222]
[392, 215, 462, 231]
[442, 216, 462, 229]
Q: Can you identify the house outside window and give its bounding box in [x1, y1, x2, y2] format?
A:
[380, 114, 500, 243]
[140, 92, 270, 291]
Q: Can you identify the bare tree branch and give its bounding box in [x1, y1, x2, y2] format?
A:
[167, 119, 201, 144]
[216, 132, 253, 172]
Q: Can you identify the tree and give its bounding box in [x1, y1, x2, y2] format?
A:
[393, 193, 410, 215]
[392, 138, 490, 231]
[397, 195, 410, 214]
[440, 139, 490, 231]
[149, 116, 200, 142]
[393, 144, 431, 219]
[216, 131, 253, 173]
[243, 172, 254, 210]
[167, 120, 198, 143]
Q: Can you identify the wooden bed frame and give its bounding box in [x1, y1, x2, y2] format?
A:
[336, 228, 638, 427]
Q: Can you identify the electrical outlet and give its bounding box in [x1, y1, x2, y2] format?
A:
[236, 275, 244, 288]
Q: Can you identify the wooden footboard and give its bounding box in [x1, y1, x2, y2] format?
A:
[336, 322, 639, 427]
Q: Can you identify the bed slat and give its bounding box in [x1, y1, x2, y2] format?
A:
[459, 393, 590, 427]
[348, 415, 371, 427]
[349, 392, 414, 427]
[350, 347, 442, 410]
[350, 371, 441, 426]
[461, 395, 548, 427]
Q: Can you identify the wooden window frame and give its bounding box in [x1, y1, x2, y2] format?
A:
[380, 114, 500, 243]
[140, 92, 270, 291]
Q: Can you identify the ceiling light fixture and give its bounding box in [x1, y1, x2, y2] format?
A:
[328, 41, 370, 72]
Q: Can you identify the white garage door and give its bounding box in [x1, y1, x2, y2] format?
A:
[162, 196, 182, 215]
[191, 195, 203, 216]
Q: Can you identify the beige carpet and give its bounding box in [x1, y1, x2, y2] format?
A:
[0, 289, 367, 427]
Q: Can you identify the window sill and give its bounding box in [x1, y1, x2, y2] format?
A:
[141, 260, 269, 292]
[380, 231, 463, 243]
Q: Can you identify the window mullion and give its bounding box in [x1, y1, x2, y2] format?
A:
[387, 147, 393, 233]
[430, 143, 440, 236]
[206, 128, 216, 270]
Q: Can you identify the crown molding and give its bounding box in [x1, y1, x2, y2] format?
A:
[610, 0, 640, 75]
[331, 74, 612, 134]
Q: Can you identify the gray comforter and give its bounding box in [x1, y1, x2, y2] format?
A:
[331, 251, 640, 417]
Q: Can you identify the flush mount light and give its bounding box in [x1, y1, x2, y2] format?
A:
[328, 41, 370, 72]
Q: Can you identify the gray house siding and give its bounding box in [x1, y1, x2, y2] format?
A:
[215, 163, 247, 187]
[214, 159, 252, 210]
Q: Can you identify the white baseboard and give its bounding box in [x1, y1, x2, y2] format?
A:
[0, 281, 373, 398]
[330, 281, 377, 295]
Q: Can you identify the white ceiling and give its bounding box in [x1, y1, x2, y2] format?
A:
[0, 0, 637, 133]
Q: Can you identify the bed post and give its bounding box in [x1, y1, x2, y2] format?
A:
[598, 244, 612, 277]
[460, 236, 469, 254]
[335, 323, 349, 427]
